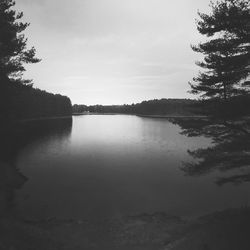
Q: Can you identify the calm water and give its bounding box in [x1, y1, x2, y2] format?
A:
[15, 115, 250, 220]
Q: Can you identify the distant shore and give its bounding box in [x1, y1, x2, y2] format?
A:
[136, 114, 207, 119]
[73, 112, 207, 119]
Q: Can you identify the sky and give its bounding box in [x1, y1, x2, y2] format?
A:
[16, 0, 211, 105]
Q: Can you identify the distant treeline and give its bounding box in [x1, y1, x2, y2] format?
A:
[199, 95, 250, 118]
[73, 99, 199, 116]
[0, 82, 72, 121]
[73, 95, 250, 117]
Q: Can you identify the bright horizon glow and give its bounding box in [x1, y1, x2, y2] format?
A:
[16, 0, 211, 105]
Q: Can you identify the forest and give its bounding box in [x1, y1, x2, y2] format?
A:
[0, 83, 72, 121]
[73, 98, 200, 116]
[73, 95, 250, 117]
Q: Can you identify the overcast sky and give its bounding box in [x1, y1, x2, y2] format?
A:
[16, 0, 211, 105]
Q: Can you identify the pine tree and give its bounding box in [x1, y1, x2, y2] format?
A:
[0, 0, 40, 86]
[190, 0, 250, 100]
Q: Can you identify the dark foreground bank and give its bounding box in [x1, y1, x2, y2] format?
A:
[0, 207, 250, 250]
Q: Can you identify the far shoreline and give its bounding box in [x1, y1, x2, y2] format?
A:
[73, 112, 208, 119]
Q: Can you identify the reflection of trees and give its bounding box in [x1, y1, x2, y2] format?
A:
[172, 117, 250, 186]
[0, 118, 72, 215]
[0, 118, 72, 163]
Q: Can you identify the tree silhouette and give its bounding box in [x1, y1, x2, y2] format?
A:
[0, 0, 40, 86]
[190, 0, 250, 100]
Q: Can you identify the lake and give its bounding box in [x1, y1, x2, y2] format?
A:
[15, 115, 250, 221]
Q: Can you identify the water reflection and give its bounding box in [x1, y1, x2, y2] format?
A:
[0, 118, 72, 215]
[172, 117, 250, 185]
[15, 115, 250, 219]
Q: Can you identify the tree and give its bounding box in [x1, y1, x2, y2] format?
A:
[190, 0, 250, 100]
[0, 0, 40, 86]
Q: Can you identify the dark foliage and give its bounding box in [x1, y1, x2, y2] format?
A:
[172, 117, 250, 185]
[2, 83, 72, 120]
[0, 0, 40, 85]
[190, 0, 250, 100]
[194, 94, 250, 118]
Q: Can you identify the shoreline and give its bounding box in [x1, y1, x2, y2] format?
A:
[136, 114, 207, 119]
[73, 112, 207, 119]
